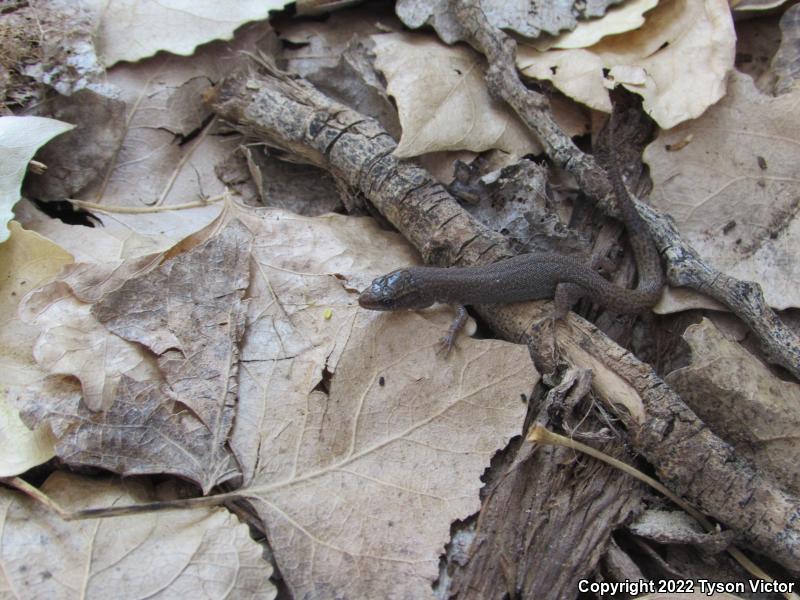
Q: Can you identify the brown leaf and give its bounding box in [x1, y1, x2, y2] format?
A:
[240, 311, 532, 598]
[19, 279, 157, 412]
[18, 201, 534, 596]
[20, 376, 239, 493]
[206, 204, 534, 597]
[20, 220, 252, 492]
[92, 219, 251, 437]
[23, 90, 126, 202]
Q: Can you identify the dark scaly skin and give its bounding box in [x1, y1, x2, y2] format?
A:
[358, 155, 664, 348]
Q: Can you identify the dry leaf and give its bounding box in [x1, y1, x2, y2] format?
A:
[17, 200, 534, 596]
[78, 52, 231, 223]
[517, 0, 736, 129]
[533, 0, 660, 51]
[0, 472, 275, 598]
[13, 199, 191, 263]
[0, 223, 71, 475]
[665, 318, 800, 496]
[20, 376, 240, 493]
[645, 70, 800, 312]
[21, 220, 252, 492]
[372, 32, 540, 158]
[396, 0, 626, 42]
[92, 219, 251, 442]
[198, 204, 535, 597]
[240, 311, 531, 598]
[0, 116, 73, 242]
[23, 90, 126, 201]
[81, 0, 290, 67]
[0, 399, 56, 477]
[38, 25, 279, 243]
[223, 204, 426, 485]
[18, 279, 158, 411]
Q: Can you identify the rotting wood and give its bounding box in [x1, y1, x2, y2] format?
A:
[206, 61, 800, 575]
[447, 369, 643, 600]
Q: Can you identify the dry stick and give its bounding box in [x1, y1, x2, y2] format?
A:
[452, 0, 800, 380]
[528, 427, 800, 600]
[207, 64, 800, 574]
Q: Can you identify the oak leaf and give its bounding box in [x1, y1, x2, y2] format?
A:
[0, 223, 70, 475]
[19, 220, 252, 492]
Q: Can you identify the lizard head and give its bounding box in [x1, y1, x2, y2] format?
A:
[358, 268, 434, 311]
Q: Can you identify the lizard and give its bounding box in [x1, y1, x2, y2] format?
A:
[358, 126, 664, 351]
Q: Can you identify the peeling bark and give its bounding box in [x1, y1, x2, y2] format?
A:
[447, 370, 643, 600]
